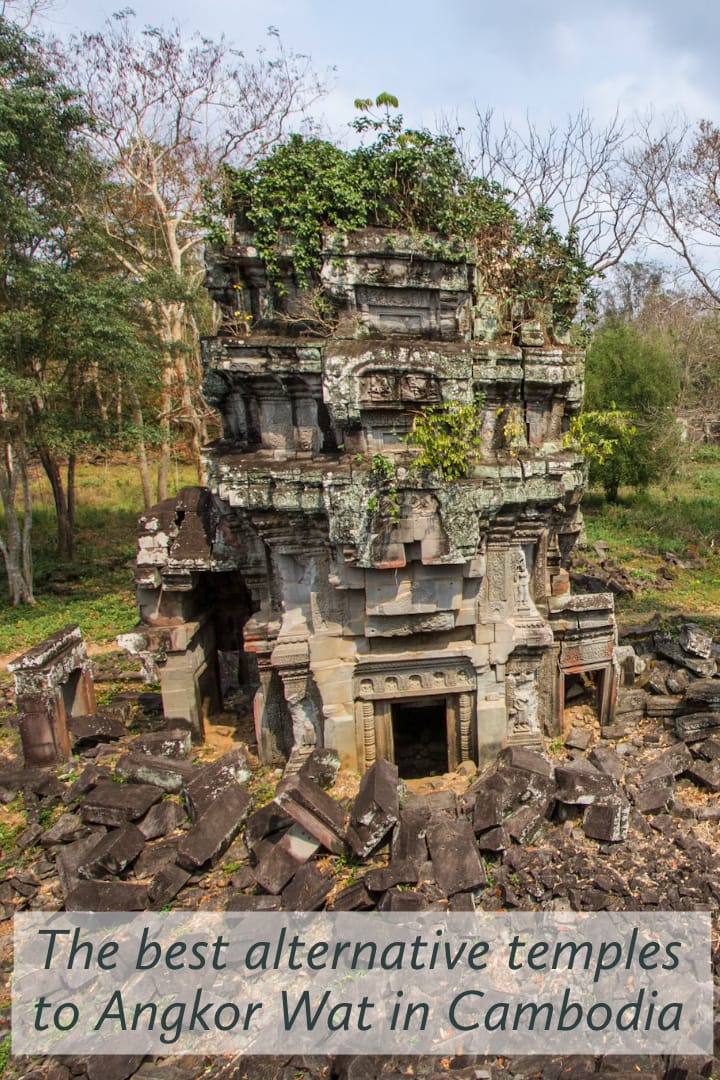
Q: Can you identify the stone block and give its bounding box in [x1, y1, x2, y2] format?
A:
[252, 840, 300, 895]
[564, 727, 593, 751]
[364, 859, 419, 892]
[86, 1056, 146, 1080]
[426, 816, 486, 896]
[588, 746, 625, 781]
[55, 831, 106, 900]
[685, 680, 720, 709]
[80, 782, 162, 826]
[656, 637, 716, 678]
[500, 745, 554, 778]
[694, 737, 720, 761]
[177, 785, 251, 870]
[637, 744, 694, 786]
[330, 880, 375, 911]
[583, 797, 630, 842]
[281, 862, 332, 910]
[244, 801, 294, 851]
[275, 775, 347, 855]
[555, 761, 617, 805]
[146, 860, 189, 908]
[684, 759, 720, 793]
[64, 881, 148, 911]
[115, 752, 195, 793]
[476, 825, 508, 852]
[225, 894, 282, 911]
[129, 729, 192, 758]
[377, 888, 427, 911]
[67, 712, 127, 747]
[472, 789, 504, 834]
[138, 800, 185, 840]
[183, 747, 251, 822]
[505, 803, 549, 844]
[632, 784, 674, 814]
[391, 808, 429, 866]
[78, 825, 145, 879]
[40, 812, 89, 847]
[676, 712, 720, 742]
[346, 758, 399, 858]
[62, 763, 112, 804]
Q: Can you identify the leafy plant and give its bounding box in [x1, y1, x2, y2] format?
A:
[404, 396, 485, 479]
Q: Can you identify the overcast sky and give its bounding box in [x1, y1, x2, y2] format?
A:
[44, 0, 720, 138]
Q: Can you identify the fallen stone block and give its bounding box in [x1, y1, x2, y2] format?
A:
[67, 711, 127, 748]
[614, 688, 647, 718]
[40, 812, 89, 847]
[646, 696, 688, 719]
[137, 800, 185, 840]
[476, 826, 509, 852]
[80, 781, 162, 826]
[364, 859, 419, 892]
[62, 763, 112, 804]
[182, 747, 251, 822]
[225, 894, 282, 911]
[346, 759, 399, 858]
[632, 784, 674, 814]
[244, 801, 294, 852]
[274, 775, 346, 856]
[426, 816, 486, 897]
[637, 744, 694, 786]
[330, 880, 375, 911]
[176, 785, 251, 870]
[129, 729, 192, 759]
[377, 888, 427, 911]
[86, 1055, 146, 1080]
[472, 789, 504, 835]
[284, 746, 341, 789]
[656, 637, 717, 678]
[500, 745, 554, 778]
[133, 837, 178, 878]
[504, 804, 548, 844]
[449, 892, 475, 912]
[685, 680, 720, 708]
[78, 825, 145, 878]
[391, 807, 429, 867]
[148, 863, 191, 911]
[115, 752, 195, 794]
[583, 797, 630, 842]
[64, 880, 148, 911]
[55, 830, 106, 900]
[281, 862, 332, 911]
[676, 712, 720, 742]
[564, 727, 593, 751]
[588, 747, 625, 781]
[694, 737, 720, 761]
[253, 840, 303, 895]
[555, 761, 617, 805]
[684, 759, 720, 793]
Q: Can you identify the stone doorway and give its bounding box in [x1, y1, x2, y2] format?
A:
[392, 697, 448, 778]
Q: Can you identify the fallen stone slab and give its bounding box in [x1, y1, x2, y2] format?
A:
[176, 784, 251, 870]
[67, 712, 127, 748]
[694, 737, 720, 761]
[500, 745, 554, 778]
[588, 746, 625, 781]
[129, 729, 192, 759]
[80, 781, 162, 826]
[244, 801, 294, 852]
[115, 752, 195, 794]
[281, 862, 332, 911]
[391, 807, 430, 867]
[637, 744, 694, 786]
[402, 789, 457, 815]
[253, 840, 303, 895]
[78, 824, 145, 879]
[676, 712, 720, 741]
[555, 761, 617, 805]
[583, 796, 630, 842]
[284, 746, 341, 789]
[645, 696, 688, 720]
[632, 784, 674, 814]
[364, 859, 419, 893]
[449, 892, 476, 912]
[684, 759, 720, 793]
[426, 816, 486, 897]
[504, 804, 548, 844]
[614, 688, 647, 718]
[346, 758, 399, 858]
[377, 888, 427, 911]
[225, 894, 282, 911]
[40, 812, 89, 847]
[137, 800, 185, 840]
[656, 637, 717, 678]
[679, 623, 714, 659]
[62, 763, 112, 804]
[472, 789, 504, 835]
[274, 775, 346, 856]
[564, 727, 593, 751]
[476, 825, 509, 852]
[148, 863, 191, 911]
[330, 880, 375, 912]
[182, 747, 251, 822]
[133, 837, 178, 879]
[55, 831, 106, 900]
[65, 880, 148, 911]
[86, 1056, 146, 1080]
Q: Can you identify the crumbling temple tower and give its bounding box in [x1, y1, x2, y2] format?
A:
[122, 227, 618, 774]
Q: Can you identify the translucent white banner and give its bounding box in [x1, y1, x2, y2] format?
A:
[13, 911, 712, 1056]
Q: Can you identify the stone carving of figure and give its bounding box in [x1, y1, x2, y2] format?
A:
[513, 549, 532, 611]
[399, 373, 440, 400]
[369, 373, 393, 400]
[507, 671, 539, 735]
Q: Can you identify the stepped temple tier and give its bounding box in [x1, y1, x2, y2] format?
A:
[120, 227, 619, 776]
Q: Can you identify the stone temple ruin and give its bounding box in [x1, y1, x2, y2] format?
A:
[121, 227, 619, 776]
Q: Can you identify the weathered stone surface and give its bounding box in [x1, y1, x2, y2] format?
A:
[426, 816, 486, 896]
[67, 712, 127, 747]
[684, 758, 720, 793]
[176, 784, 251, 870]
[137, 799, 185, 840]
[55, 830, 106, 899]
[476, 825, 509, 852]
[244, 801, 294, 851]
[148, 863, 191, 910]
[330, 880, 375, 911]
[685, 680, 720, 708]
[115, 752, 195, 793]
[583, 797, 629, 842]
[133, 837, 178, 878]
[129, 729, 192, 758]
[65, 880, 148, 911]
[275, 775, 346, 855]
[182, 746, 251, 822]
[78, 824, 145, 878]
[564, 727, 593, 750]
[346, 758, 399, 858]
[588, 746, 625, 780]
[636, 744, 694, 786]
[365, 859, 418, 892]
[80, 782, 162, 826]
[391, 807, 429, 867]
[377, 888, 427, 911]
[40, 812, 89, 846]
[285, 746, 341, 789]
[500, 745, 554, 778]
[632, 785, 674, 814]
[253, 839, 302, 895]
[656, 636, 717, 677]
[281, 861, 332, 910]
[555, 760, 617, 804]
[614, 688, 646, 717]
[225, 893, 282, 911]
[676, 712, 720, 741]
[472, 789, 504, 834]
[62, 763, 112, 804]
[505, 804, 547, 844]
[86, 1055, 146, 1080]
[694, 736, 720, 761]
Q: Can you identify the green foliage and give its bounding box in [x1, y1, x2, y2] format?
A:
[206, 100, 594, 325]
[581, 320, 682, 501]
[405, 396, 484, 480]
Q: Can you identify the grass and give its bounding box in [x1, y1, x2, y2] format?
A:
[579, 446, 720, 633]
[0, 457, 196, 657]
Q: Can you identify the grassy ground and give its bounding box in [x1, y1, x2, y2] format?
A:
[580, 444, 720, 634]
[0, 458, 196, 658]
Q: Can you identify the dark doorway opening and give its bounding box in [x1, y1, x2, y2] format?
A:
[392, 698, 447, 778]
[563, 671, 600, 721]
[61, 668, 82, 718]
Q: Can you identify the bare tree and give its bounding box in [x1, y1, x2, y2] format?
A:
[66, 14, 328, 502]
[472, 108, 646, 273]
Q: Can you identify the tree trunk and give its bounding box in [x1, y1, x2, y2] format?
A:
[0, 438, 34, 605]
[39, 446, 75, 560]
[156, 355, 173, 502]
[128, 385, 154, 509]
